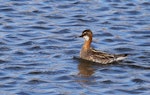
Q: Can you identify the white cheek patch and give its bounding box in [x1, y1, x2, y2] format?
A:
[83, 35, 89, 41]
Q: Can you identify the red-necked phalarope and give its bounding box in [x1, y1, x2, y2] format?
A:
[79, 29, 128, 64]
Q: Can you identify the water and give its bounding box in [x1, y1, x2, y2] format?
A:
[0, 0, 150, 95]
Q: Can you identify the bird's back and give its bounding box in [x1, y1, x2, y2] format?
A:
[81, 48, 127, 64]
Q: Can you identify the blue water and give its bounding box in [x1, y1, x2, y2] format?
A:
[0, 0, 150, 95]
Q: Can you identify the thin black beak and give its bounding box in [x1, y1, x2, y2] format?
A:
[79, 33, 85, 37]
[79, 35, 83, 37]
[75, 35, 83, 38]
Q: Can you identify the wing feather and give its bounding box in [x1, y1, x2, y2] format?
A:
[89, 48, 115, 64]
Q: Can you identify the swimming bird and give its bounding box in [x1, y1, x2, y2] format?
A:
[79, 29, 128, 64]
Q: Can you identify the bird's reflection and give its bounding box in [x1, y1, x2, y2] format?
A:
[77, 59, 96, 77]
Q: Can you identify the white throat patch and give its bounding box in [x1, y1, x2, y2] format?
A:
[83, 35, 89, 41]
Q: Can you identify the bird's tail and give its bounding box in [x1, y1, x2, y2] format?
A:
[115, 54, 128, 61]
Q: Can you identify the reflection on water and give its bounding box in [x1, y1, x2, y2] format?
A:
[78, 59, 95, 77]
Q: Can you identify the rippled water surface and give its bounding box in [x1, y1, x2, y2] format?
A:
[0, 0, 150, 95]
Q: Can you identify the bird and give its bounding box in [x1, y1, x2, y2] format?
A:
[79, 29, 128, 64]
